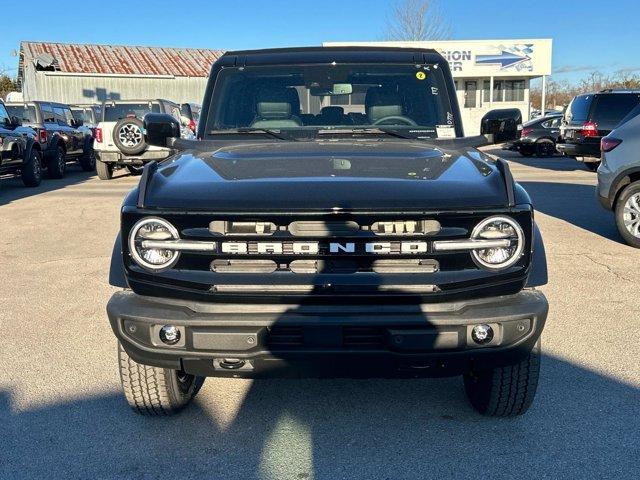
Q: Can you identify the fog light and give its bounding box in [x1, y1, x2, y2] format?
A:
[471, 324, 494, 344]
[159, 325, 181, 345]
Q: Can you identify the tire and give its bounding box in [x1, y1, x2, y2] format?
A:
[47, 146, 67, 179]
[126, 165, 144, 176]
[535, 139, 555, 157]
[614, 181, 640, 248]
[79, 143, 96, 172]
[519, 146, 535, 157]
[96, 161, 114, 180]
[584, 162, 600, 172]
[118, 342, 205, 415]
[113, 117, 147, 155]
[21, 149, 42, 187]
[463, 339, 540, 417]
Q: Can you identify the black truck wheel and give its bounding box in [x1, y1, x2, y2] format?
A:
[463, 339, 540, 417]
[615, 181, 640, 248]
[584, 162, 600, 172]
[96, 161, 114, 180]
[47, 146, 67, 179]
[79, 142, 96, 172]
[113, 117, 147, 155]
[535, 139, 555, 157]
[118, 342, 204, 415]
[21, 149, 43, 187]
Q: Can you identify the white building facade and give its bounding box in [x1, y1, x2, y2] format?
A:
[324, 39, 553, 135]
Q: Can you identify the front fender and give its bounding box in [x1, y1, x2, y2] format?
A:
[109, 233, 128, 288]
[526, 222, 548, 287]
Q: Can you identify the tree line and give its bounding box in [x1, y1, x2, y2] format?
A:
[530, 71, 640, 110]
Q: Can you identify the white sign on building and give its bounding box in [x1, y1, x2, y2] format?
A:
[324, 39, 553, 135]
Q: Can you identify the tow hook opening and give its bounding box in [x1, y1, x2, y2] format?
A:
[216, 358, 247, 370]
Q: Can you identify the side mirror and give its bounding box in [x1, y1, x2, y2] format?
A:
[72, 118, 83, 127]
[144, 113, 180, 148]
[9, 115, 22, 127]
[480, 108, 522, 143]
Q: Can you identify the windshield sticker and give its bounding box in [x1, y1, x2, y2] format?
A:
[436, 125, 456, 138]
[446, 112, 454, 125]
[416, 71, 426, 80]
[431, 87, 439, 95]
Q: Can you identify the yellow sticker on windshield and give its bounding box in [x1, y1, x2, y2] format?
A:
[416, 71, 426, 80]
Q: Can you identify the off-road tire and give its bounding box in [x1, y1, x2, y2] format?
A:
[47, 146, 66, 179]
[79, 143, 96, 172]
[584, 161, 600, 172]
[126, 165, 144, 176]
[519, 146, 535, 157]
[615, 181, 640, 248]
[113, 117, 147, 155]
[118, 342, 205, 415]
[21, 149, 42, 187]
[463, 339, 540, 417]
[96, 160, 114, 180]
[535, 139, 555, 157]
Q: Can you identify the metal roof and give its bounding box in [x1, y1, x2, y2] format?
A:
[20, 41, 224, 77]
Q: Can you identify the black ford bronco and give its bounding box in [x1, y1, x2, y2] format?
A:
[107, 47, 549, 417]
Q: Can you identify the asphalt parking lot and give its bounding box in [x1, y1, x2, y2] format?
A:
[1, 147, 639, 480]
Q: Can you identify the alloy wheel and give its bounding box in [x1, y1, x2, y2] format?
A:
[623, 194, 640, 238]
[118, 124, 143, 148]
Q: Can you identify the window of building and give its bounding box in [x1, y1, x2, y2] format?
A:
[464, 81, 477, 108]
[483, 80, 525, 103]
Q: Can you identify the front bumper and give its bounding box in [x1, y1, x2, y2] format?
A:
[107, 289, 548, 378]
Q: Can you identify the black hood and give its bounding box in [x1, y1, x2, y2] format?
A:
[138, 140, 511, 211]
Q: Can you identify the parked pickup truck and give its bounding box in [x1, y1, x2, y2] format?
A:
[107, 47, 549, 417]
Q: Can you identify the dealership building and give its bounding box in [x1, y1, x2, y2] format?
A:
[326, 39, 553, 134]
[15, 39, 552, 135]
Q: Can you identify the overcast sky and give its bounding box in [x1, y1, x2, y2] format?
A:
[1, 0, 637, 85]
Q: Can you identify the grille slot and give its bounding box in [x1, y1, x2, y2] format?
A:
[343, 327, 385, 348]
[372, 259, 439, 273]
[268, 326, 304, 348]
[211, 259, 277, 273]
[288, 221, 360, 237]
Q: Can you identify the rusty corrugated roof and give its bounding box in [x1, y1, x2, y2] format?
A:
[20, 41, 224, 77]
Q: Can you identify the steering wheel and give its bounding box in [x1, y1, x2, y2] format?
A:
[372, 116, 418, 126]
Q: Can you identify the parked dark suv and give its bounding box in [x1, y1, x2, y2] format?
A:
[0, 100, 43, 187]
[557, 90, 640, 171]
[5, 101, 96, 177]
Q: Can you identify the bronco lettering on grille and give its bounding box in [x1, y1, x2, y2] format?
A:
[220, 241, 429, 254]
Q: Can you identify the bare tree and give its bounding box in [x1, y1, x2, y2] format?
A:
[386, 0, 452, 41]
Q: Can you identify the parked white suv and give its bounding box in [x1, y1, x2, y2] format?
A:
[94, 99, 183, 180]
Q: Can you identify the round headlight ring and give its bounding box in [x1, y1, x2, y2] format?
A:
[128, 217, 180, 271]
[471, 216, 525, 271]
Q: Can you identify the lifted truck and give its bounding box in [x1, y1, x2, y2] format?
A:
[107, 47, 549, 417]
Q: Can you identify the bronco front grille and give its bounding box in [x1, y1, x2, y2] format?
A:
[123, 208, 533, 302]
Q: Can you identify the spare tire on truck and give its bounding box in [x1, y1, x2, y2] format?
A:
[480, 108, 523, 143]
[113, 117, 147, 155]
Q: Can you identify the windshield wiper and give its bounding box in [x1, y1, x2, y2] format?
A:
[209, 128, 290, 140]
[316, 127, 418, 140]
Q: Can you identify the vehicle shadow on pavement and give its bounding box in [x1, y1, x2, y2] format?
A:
[520, 181, 623, 243]
[2, 353, 638, 480]
[0, 168, 96, 206]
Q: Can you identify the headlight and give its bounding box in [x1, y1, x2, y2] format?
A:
[471, 216, 524, 270]
[128, 217, 180, 271]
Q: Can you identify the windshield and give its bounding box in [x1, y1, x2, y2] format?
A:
[6, 104, 38, 124]
[205, 63, 456, 139]
[103, 102, 160, 122]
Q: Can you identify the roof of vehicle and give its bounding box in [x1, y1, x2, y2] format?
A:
[6, 100, 70, 108]
[220, 46, 444, 66]
[101, 99, 175, 105]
